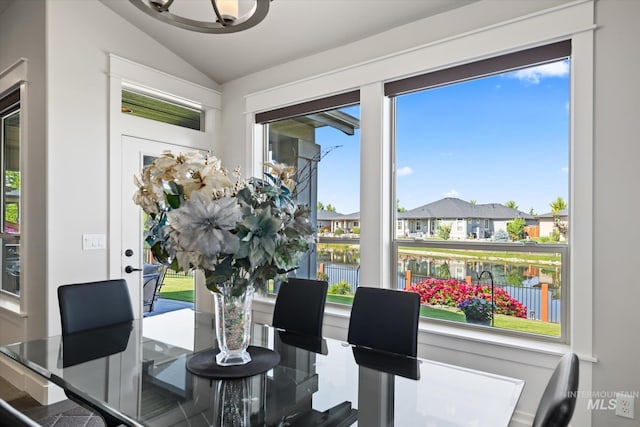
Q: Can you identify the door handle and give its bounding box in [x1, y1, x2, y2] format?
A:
[125, 265, 142, 274]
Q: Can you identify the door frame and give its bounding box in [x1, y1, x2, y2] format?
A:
[108, 55, 221, 317]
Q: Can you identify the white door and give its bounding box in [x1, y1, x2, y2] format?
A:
[120, 136, 202, 318]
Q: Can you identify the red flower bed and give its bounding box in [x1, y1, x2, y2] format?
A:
[407, 277, 527, 318]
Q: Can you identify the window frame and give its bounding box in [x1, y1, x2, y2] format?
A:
[0, 88, 20, 298]
[388, 42, 572, 342]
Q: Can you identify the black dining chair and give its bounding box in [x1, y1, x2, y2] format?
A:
[142, 264, 167, 313]
[0, 398, 40, 427]
[57, 279, 134, 427]
[532, 352, 579, 427]
[58, 279, 134, 335]
[347, 286, 420, 357]
[272, 278, 328, 337]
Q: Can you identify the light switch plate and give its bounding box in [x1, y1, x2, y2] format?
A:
[82, 234, 106, 250]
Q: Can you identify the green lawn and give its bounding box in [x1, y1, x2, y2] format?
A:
[160, 278, 560, 336]
[159, 276, 195, 302]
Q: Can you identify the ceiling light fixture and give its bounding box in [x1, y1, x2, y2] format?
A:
[130, 0, 271, 34]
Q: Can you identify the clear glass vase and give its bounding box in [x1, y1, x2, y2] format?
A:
[214, 379, 250, 426]
[213, 283, 255, 366]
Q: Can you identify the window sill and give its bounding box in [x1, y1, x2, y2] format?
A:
[254, 294, 597, 363]
[0, 293, 25, 317]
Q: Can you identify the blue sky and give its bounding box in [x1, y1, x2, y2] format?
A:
[316, 60, 570, 215]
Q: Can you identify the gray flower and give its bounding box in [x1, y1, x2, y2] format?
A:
[166, 192, 242, 263]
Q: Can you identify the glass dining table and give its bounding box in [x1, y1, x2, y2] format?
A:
[0, 309, 524, 426]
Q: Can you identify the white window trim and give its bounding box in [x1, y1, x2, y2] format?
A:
[0, 58, 26, 315]
[247, 3, 594, 424]
[107, 54, 221, 283]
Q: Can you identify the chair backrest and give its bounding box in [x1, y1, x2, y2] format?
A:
[142, 273, 161, 312]
[347, 286, 420, 357]
[58, 279, 134, 335]
[272, 278, 328, 337]
[0, 398, 40, 427]
[533, 352, 579, 427]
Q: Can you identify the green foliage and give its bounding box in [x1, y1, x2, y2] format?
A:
[334, 228, 345, 235]
[437, 223, 451, 240]
[506, 217, 526, 241]
[328, 280, 352, 295]
[351, 227, 360, 234]
[458, 298, 495, 321]
[549, 196, 567, 214]
[505, 200, 519, 210]
[316, 271, 329, 281]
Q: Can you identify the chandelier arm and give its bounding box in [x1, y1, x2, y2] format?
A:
[154, 0, 175, 12]
[210, 0, 229, 27]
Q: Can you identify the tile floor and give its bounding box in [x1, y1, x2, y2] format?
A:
[1, 375, 107, 426]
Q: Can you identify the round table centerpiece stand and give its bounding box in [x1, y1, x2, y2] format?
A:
[186, 283, 280, 379]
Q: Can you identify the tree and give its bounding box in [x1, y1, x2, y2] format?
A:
[469, 199, 477, 205]
[529, 207, 536, 216]
[325, 203, 337, 212]
[317, 201, 325, 211]
[549, 196, 567, 214]
[505, 200, 519, 210]
[507, 217, 526, 241]
[397, 199, 406, 213]
[549, 196, 568, 241]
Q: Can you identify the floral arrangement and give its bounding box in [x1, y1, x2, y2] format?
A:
[457, 297, 495, 322]
[407, 277, 527, 318]
[133, 151, 314, 295]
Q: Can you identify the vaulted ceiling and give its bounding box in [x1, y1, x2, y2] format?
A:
[99, 0, 476, 84]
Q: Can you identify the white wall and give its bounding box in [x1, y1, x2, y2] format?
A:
[0, 0, 47, 344]
[45, 0, 218, 336]
[222, 1, 610, 425]
[592, 1, 640, 426]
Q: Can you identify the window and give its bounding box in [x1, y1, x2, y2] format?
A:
[121, 88, 203, 130]
[256, 92, 361, 302]
[389, 41, 570, 340]
[0, 89, 20, 296]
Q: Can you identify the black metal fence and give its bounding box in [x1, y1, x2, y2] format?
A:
[318, 263, 360, 294]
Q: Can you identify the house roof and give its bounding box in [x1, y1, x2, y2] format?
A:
[317, 210, 360, 221]
[537, 208, 568, 218]
[398, 197, 534, 220]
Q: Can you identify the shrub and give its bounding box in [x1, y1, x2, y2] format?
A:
[316, 271, 329, 282]
[407, 277, 527, 318]
[328, 280, 352, 295]
[437, 223, 451, 240]
[352, 227, 360, 234]
[334, 228, 345, 235]
[494, 229, 509, 242]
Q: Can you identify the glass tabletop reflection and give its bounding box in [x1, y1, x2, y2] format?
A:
[0, 309, 524, 427]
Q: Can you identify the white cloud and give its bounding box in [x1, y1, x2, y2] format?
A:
[397, 166, 414, 176]
[444, 189, 460, 198]
[561, 166, 569, 174]
[510, 60, 570, 84]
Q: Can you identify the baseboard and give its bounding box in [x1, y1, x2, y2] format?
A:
[0, 355, 66, 405]
[510, 409, 534, 427]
